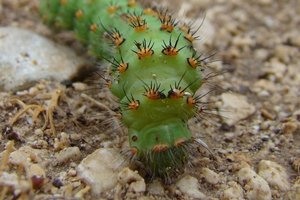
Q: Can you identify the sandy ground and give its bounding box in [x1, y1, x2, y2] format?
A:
[0, 0, 300, 199]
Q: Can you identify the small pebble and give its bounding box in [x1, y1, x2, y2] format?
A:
[261, 109, 275, 120]
[52, 178, 63, 188]
[54, 132, 71, 151]
[201, 167, 220, 185]
[0, 172, 31, 193]
[118, 168, 146, 193]
[222, 181, 244, 200]
[72, 82, 88, 91]
[9, 146, 42, 166]
[55, 147, 82, 164]
[253, 80, 277, 93]
[282, 121, 298, 134]
[67, 169, 77, 177]
[237, 166, 271, 200]
[147, 180, 164, 195]
[26, 164, 46, 179]
[31, 175, 44, 190]
[176, 175, 206, 199]
[285, 179, 300, 200]
[219, 93, 256, 126]
[77, 148, 126, 196]
[258, 160, 290, 191]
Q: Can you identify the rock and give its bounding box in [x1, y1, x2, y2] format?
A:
[258, 160, 290, 191]
[9, 146, 46, 178]
[282, 121, 299, 135]
[0, 172, 31, 193]
[253, 80, 277, 93]
[289, 34, 300, 47]
[77, 148, 126, 196]
[118, 168, 146, 193]
[55, 147, 82, 164]
[258, 0, 272, 6]
[53, 132, 71, 151]
[285, 179, 300, 200]
[147, 180, 165, 195]
[0, 27, 87, 91]
[222, 181, 244, 200]
[237, 166, 271, 200]
[201, 167, 220, 185]
[176, 175, 206, 199]
[266, 59, 287, 80]
[274, 45, 295, 63]
[260, 109, 275, 120]
[26, 164, 46, 179]
[72, 82, 88, 91]
[9, 146, 42, 165]
[254, 48, 269, 61]
[219, 93, 256, 126]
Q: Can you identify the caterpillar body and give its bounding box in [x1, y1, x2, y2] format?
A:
[40, 0, 211, 182]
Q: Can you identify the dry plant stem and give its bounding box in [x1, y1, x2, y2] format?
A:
[0, 141, 15, 176]
[10, 89, 63, 135]
[0, 141, 15, 200]
[9, 99, 45, 125]
[0, 187, 8, 200]
[81, 93, 123, 134]
[41, 89, 62, 135]
[75, 185, 91, 199]
[10, 104, 44, 124]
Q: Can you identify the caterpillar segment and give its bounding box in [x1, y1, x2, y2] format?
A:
[40, 0, 209, 181]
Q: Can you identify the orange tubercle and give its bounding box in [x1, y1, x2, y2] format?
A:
[174, 138, 186, 147]
[128, 100, 140, 110]
[75, 10, 83, 19]
[107, 5, 119, 14]
[127, 0, 136, 7]
[187, 57, 198, 68]
[143, 8, 158, 16]
[89, 24, 98, 32]
[152, 144, 169, 152]
[186, 96, 197, 105]
[60, 0, 68, 5]
[117, 63, 129, 73]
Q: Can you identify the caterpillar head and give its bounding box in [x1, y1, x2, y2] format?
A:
[128, 119, 193, 180]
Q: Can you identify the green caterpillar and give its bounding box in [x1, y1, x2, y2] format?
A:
[40, 0, 211, 182]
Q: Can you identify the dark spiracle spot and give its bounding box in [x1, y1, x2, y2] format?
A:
[132, 135, 138, 142]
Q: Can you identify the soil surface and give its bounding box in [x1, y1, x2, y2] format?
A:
[0, 0, 299, 199]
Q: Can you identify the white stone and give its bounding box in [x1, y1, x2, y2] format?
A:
[117, 167, 142, 184]
[237, 166, 271, 200]
[258, 160, 290, 191]
[72, 82, 88, 91]
[56, 147, 82, 164]
[26, 164, 46, 179]
[0, 27, 87, 91]
[9, 146, 46, 178]
[201, 167, 220, 185]
[77, 148, 126, 196]
[176, 175, 206, 199]
[147, 180, 165, 195]
[222, 181, 244, 200]
[253, 79, 277, 93]
[285, 179, 300, 200]
[266, 59, 287, 79]
[0, 172, 31, 193]
[118, 167, 146, 193]
[129, 180, 146, 193]
[219, 93, 256, 125]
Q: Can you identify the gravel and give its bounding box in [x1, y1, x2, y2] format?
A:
[0, 0, 299, 199]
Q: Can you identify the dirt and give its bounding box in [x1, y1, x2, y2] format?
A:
[0, 0, 299, 199]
